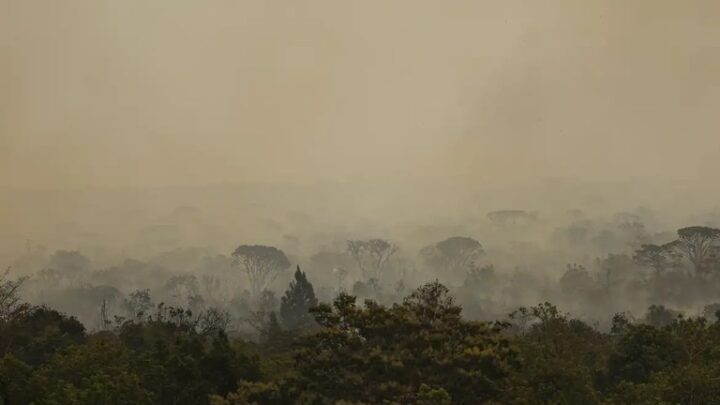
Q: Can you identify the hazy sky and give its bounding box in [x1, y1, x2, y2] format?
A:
[2, 0, 719, 189]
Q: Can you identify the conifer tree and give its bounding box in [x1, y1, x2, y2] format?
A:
[279, 266, 318, 331]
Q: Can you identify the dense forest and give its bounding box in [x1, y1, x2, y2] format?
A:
[4, 223, 720, 404]
[3, 0, 718, 403]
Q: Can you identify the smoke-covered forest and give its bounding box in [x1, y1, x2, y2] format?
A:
[5, 187, 720, 403]
[3, 0, 720, 403]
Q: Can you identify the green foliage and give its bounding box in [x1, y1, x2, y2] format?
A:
[0, 354, 34, 404]
[279, 266, 318, 331]
[606, 316, 720, 404]
[9, 278, 720, 404]
[607, 324, 679, 385]
[643, 304, 681, 328]
[0, 302, 261, 405]
[288, 281, 517, 404]
[509, 303, 608, 404]
[0, 306, 85, 366]
[210, 381, 299, 405]
[416, 384, 452, 405]
[29, 338, 153, 405]
[116, 318, 260, 405]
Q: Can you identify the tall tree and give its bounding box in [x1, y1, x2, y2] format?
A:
[633, 243, 682, 277]
[246, 290, 279, 336]
[279, 266, 318, 331]
[231, 245, 290, 296]
[0, 267, 27, 322]
[122, 289, 153, 321]
[346, 239, 398, 279]
[420, 236, 484, 274]
[674, 226, 720, 277]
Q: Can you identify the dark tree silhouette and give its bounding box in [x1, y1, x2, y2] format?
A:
[231, 245, 290, 296]
[346, 239, 398, 279]
[675, 226, 720, 276]
[0, 267, 27, 321]
[420, 236, 484, 273]
[279, 266, 318, 331]
[633, 243, 683, 277]
[122, 289, 153, 321]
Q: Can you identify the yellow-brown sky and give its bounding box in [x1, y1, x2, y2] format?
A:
[2, 0, 719, 189]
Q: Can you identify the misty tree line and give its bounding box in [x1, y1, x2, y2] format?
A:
[5, 222, 720, 403]
[9, 223, 720, 334]
[8, 220, 720, 331]
[5, 266, 720, 403]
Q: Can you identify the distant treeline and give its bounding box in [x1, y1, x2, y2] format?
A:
[5, 225, 720, 403]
